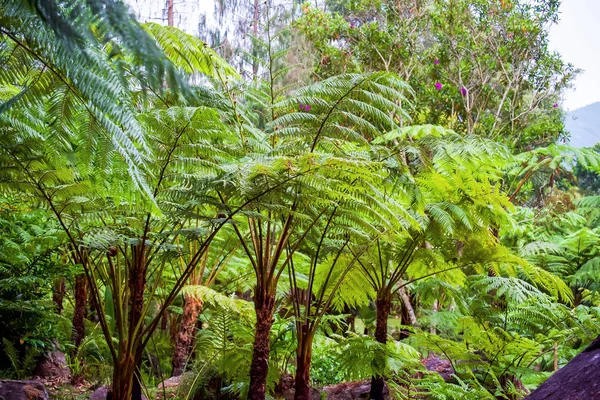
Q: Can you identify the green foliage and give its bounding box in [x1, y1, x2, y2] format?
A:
[0, 2, 598, 400]
[295, 0, 576, 146]
[0, 201, 73, 373]
[1, 338, 38, 379]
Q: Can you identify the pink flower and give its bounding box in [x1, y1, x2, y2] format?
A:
[461, 87, 467, 96]
[435, 82, 442, 91]
[350, 22, 355, 28]
[434, 59, 440, 65]
[553, 103, 558, 108]
[305, 105, 311, 111]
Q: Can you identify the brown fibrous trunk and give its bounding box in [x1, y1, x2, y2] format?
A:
[107, 351, 137, 400]
[248, 291, 276, 400]
[72, 274, 88, 349]
[108, 244, 147, 400]
[171, 295, 203, 376]
[294, 329, 314, 400]
[370, 295, 391, 400]
[53, 277, 65, 315]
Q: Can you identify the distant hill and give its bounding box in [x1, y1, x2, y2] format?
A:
[565, 102, 600, 148]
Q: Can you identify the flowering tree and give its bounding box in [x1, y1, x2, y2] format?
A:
[295, 0, 576, 149]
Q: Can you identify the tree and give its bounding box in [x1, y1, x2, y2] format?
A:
[0, 15, 238, 399]
[171, 236, 240, 376]
[295, 0, 576, 147]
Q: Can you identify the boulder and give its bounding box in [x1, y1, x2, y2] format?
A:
[273, 374, 321, 400]
[89, 385, 148, 400]
[0, 380, 49, 400]
[32, 351, 71, 379]
[422, 355, 455, 381]
[89, 386, 109, 400]
[526, 336, 600, 399]
[274, 373, 294, 393]
[155, 375, 182, 399]
[323, 380, 389, 400]
[157, 375, 182, 391]
[155, 372, 201, 399]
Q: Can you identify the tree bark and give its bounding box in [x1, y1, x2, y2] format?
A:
[429, 299, 439, 335]
[53, 277, 65, 315]
[252, 0, 259, 77]
[72, 274, 88, 348]
[171, 295, 203, 376]
[294, 336, 313, 400]
[108, 351, 136, 400]
[160, 305, 169, 331]
[167, 0, 173, 26]
[248, 291, 276, 400]
[398, 285, 418, 327]
[370, 295, 391, 400]
[127, 245, 147, 400]
[106, 244, 148, 400]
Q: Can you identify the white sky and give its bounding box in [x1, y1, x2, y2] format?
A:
[128, 0, 599, 111]
[549, 0, 600, 110]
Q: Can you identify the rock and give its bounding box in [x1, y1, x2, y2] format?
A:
[323, 380, 389, 400]
[422, 355, 455, 381]
[155, 373, 197, 399]
[89, 386, 109, 400]
[157, 375, 182, 391]
[32, 351, 71, 379]
[0, 380, 49, 400]
[275, 387, 321, 400]
[526, 335, 600, 400]
[275, 373, 294, 393]
[274, 375, 321, 400]
[90, 385, 148, 400]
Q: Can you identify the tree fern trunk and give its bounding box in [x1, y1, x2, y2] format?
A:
[126, 244, 147, 400]
[160, 303, 169, 331]
[294, 333, 313, 400]
[171, 295, 203, 376]
[72, 274, 87, 348]
[53, 277, 65, 315]
[248, 291, 276, 400]
[370, 295, 391, 400]
[108, 350, 136, 400]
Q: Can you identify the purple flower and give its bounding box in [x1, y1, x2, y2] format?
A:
[435, 82, 442, 91]
[553, 103, 558, 108]
[434, 59, 440, 65]
[460, 87, 468, 96]
[305, 105, 311, 111]
[350, 22, 355, 28]
[299, 103, 304, 111]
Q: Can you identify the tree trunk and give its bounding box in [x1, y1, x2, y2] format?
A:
[53, 277, 65, 315]
[160, 305, 169, 331]
[167, 0, 173, 26]
[398, 285, 418, 327]
[370, 295, 391, 400]
[171, 295, 203, 376]
[252, 0, 259, 77]
[72, 274, 87, 348]
[122, 244, 147, 400]
[429, 299, 439, 335]
[132, 357, 143, 400]
[294, 330, 314, 400]
[108, 351, 137, 400]
[248, 291, 276, 400]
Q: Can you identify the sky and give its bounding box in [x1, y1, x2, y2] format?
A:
[549, 0, 600, 111]
[128, 0, 600, 112]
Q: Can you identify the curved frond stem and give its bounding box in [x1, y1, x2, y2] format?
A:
[310, 75, 370, 152]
